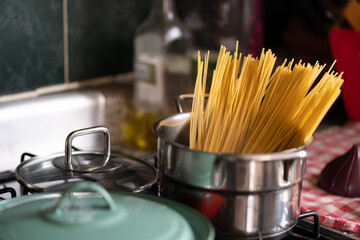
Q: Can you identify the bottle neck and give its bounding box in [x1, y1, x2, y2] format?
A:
[151, 0, 176, 20]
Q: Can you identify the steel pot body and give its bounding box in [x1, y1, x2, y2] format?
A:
[153, 112, 307, 239]
[0, 182, 214, 240]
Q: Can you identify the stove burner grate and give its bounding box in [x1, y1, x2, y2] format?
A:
[0, 187, 16, 200]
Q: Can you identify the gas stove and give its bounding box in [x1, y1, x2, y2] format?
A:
[0, 152, 358, 240]
[0, 179, 357, 240]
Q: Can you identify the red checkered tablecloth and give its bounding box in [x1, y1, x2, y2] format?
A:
[300, 121, 360, 235]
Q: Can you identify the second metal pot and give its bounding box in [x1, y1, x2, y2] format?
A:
[15, 126, 158, 193]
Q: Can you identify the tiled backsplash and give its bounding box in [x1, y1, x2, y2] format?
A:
[0, 0, 64, 95]
[1, 0, 341, 101]
[0, 0, 150, 96]
[67, 0, 150, 82]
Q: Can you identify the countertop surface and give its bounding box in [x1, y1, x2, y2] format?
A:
[301, 121, 360, 238]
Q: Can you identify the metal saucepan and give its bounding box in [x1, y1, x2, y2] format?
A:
[153, 95, 307, 239]
[15, 126, 158, 193]
[0, 182, 214, 240]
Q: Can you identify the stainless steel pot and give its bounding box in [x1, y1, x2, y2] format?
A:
[153, 96, 307, 239]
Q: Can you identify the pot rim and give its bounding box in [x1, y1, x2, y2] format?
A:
[153, 112, 307, 161]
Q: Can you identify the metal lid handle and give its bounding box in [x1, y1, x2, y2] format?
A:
[65, 126, 111, 171]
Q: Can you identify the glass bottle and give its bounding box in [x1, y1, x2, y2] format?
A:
[125, 0, 192, 151]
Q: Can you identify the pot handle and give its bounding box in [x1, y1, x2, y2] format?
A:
[65, 126, 111, 171]
[173, 94, 193, 113]
[173, 94, 209, 113]
[54, 182, 117, 216]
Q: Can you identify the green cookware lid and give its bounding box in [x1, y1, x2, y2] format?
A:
[0, 182, 214, 240]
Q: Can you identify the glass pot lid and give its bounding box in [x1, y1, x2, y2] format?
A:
[0, 182, 215, 240]
[15, 126, 158, 192]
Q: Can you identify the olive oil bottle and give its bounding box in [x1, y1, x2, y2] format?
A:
[125, 0, 192, 151]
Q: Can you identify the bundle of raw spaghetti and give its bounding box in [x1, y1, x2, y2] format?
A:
[190, 43, 343, 153]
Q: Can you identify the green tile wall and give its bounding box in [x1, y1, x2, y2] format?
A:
[0, 0, 150, 96]
[0, 0, 64, 95]
[68, 0, 151, 82]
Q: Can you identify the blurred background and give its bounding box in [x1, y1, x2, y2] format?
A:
[0, 0, 354, 94]
[0, 0, 357, 155]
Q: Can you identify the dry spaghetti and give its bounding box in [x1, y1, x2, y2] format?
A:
[190, 43, 343, 153]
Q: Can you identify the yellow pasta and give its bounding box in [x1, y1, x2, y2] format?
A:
[190, 43, 343, 154]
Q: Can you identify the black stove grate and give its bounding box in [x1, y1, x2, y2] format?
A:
[0, 186, 16, 200]
[283, 211, 320, 240]
[289, 219, 359, 240]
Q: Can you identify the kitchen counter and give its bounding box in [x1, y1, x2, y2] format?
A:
[301, 121, 360, 239]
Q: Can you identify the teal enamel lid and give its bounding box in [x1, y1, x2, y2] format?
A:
[0, 182, 214, 240]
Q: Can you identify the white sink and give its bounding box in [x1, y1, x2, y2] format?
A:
[0, 90, 106, 172]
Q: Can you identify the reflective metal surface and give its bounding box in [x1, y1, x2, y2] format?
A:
[15, 151, 158, 193]
[15, 126, 158, 193]
[154, 112, 307, 239]
[162, 177, 302, 239]
[64, 126, 111, 172]
[53, 126, 112, 173]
